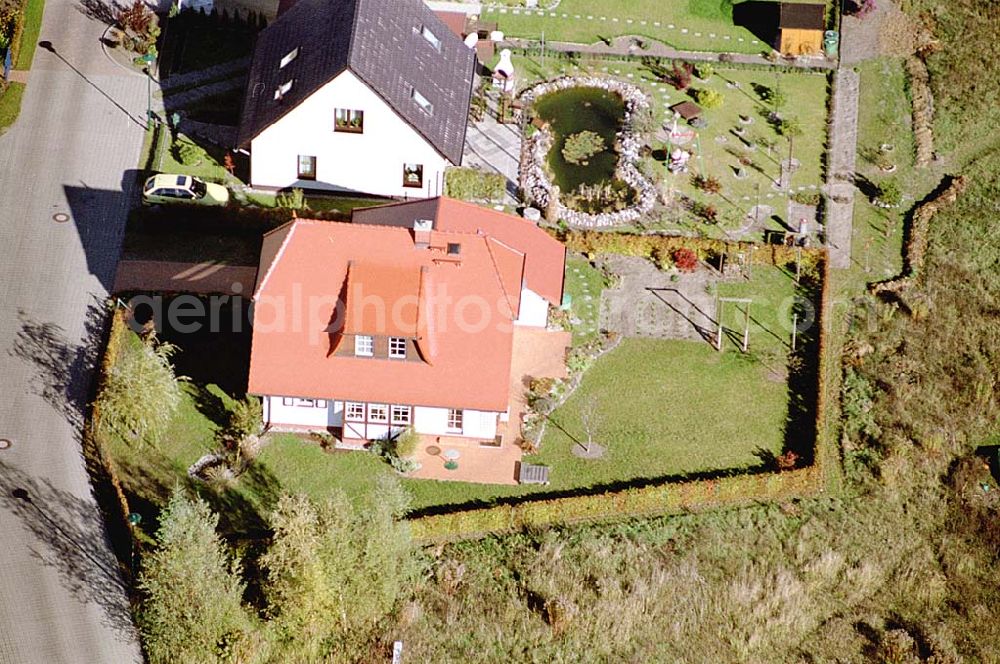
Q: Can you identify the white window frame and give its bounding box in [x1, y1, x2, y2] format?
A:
[345, 402, 365, 421]
[391, 405, 411, 426]
[297, 154, 316, 180]
[411, 88, 433, 114]
[388, 336, 407, 359]
[368, 403, 389, 424]
[447, 409, 463, 432]
[282, 397, 325, 408]
[420, 25, 442, 51]
[354, 335, 374, 357]
[334, 108, 364, 133]
[279, 47, 299, 69]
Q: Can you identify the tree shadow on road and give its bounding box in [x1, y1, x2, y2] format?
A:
[0, 459, 140, 644]
[10, 296, 110, 433]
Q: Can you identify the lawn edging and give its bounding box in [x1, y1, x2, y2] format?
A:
[12, 0, 45, 70]
[81, 307, 140, 583]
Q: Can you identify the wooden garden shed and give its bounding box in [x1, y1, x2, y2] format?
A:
[777, 3, 825, 56]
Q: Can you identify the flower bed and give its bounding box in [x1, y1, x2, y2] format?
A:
[520, 76, 657, 228]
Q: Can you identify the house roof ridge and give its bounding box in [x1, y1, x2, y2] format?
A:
[483, 236, 520, 321]
[254, 221, 300, 299]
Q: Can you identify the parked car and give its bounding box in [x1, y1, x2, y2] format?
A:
[142, 174, 229, 207]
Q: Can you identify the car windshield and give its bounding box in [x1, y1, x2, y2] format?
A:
[190, 178, 207, 198]
[144, 179, 156, 193]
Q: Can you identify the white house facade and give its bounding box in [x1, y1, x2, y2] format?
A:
[249, 71, 451, 198]
[262, 396, 501, 442]
[238, 0, 474, 199]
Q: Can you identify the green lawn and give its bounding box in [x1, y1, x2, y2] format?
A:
[563, 255, 607, 345]
[531, 337, 788, 487]
[512, 54, 830, 236]
[13, 0, 45, 70]
[847, 57, 941, 288]
[0, 82, 24, 135]
[486, 0, 770, 54]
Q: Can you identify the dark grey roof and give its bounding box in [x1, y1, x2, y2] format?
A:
[778, 3, 825, 29]
[237, 0, 475, 164]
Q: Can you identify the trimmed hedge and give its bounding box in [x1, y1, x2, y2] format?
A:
[556, 228, 824, 272]
[410, 465, 822, 542]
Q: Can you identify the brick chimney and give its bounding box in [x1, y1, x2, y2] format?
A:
[413, 218, 433, 248]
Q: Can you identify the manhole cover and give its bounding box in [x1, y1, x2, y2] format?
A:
[52, 212, 70, 223]
[0, 439, 11, 450]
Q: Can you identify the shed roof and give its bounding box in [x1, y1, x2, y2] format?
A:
[779, 3, 826, 30]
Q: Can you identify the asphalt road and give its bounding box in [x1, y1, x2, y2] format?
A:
[0, 0, 147, 661]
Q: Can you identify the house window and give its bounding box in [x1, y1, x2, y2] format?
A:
[388, 337, 407, 359]
[354, 335, 374, 357]
[368, 404, 389, 423]
[282, 397, 325, 407]
[334, 108, 364, 133]
[391, 405, 411, 425]
[346, 402, 365, 421]
[279, 47, 299, 69]
[447, 409, 463, 432]
[274, 79, 294, 100]
[420, 25, 441, 51]
[297, 155, 316, 180]
[411, 88, 433, 114]
[402, 163, 423, 188]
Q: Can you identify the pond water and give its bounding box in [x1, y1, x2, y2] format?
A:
[533, 86, 626, 195]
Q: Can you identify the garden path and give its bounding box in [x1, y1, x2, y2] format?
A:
[502, 36, 835, 70]
[463, 93, 522, 204]
[822, 68, 859, 269]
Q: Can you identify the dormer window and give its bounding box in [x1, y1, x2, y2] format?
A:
[274, 79, 294, 100]
[411, 88, 433, 114]
[420, 25, 442, 51]
[279, 47, 299, 69]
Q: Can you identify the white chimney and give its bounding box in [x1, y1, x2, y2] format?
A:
[413, 218, 433, 248]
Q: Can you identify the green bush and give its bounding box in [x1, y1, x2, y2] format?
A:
[562, 130, 607, 165]
[692, 88, 724, 110]
[172, 139, 207, 166]
[275, 187, 305, 210]
[694, 62, 714, 80]
[876, 179, 902, 207]
[443, 167, 506, 202]
[224, 396, 262, 442]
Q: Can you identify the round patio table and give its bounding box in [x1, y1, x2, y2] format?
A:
[441, 449, 461, 461]
[425, 445, 442, 457]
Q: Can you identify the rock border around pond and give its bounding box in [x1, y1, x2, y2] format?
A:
[520, 76, 658, 229]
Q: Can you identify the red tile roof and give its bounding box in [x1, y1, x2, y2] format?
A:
[249, 219, 525, 411]
[352, 197, 567, 305]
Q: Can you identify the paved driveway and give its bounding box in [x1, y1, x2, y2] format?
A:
[0, 0, 146, 661]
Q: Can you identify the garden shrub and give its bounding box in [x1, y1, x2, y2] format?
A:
[876, 179, 902, 207]
[792, 191, 822, 206]
[172, 139, 206, 166]
[223, 396, 262, 443]
[565, 181, 637, 214]
[562, 130, 606, 165]
[444, 167, 505, 202]
[778, 116, 803, 137]
[691, 173, 722, 194]
[694, 62, 713, 80]
[692, 88, 724, 110]
[672, 247, 699, 272]
[275, 187, 305, 210]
